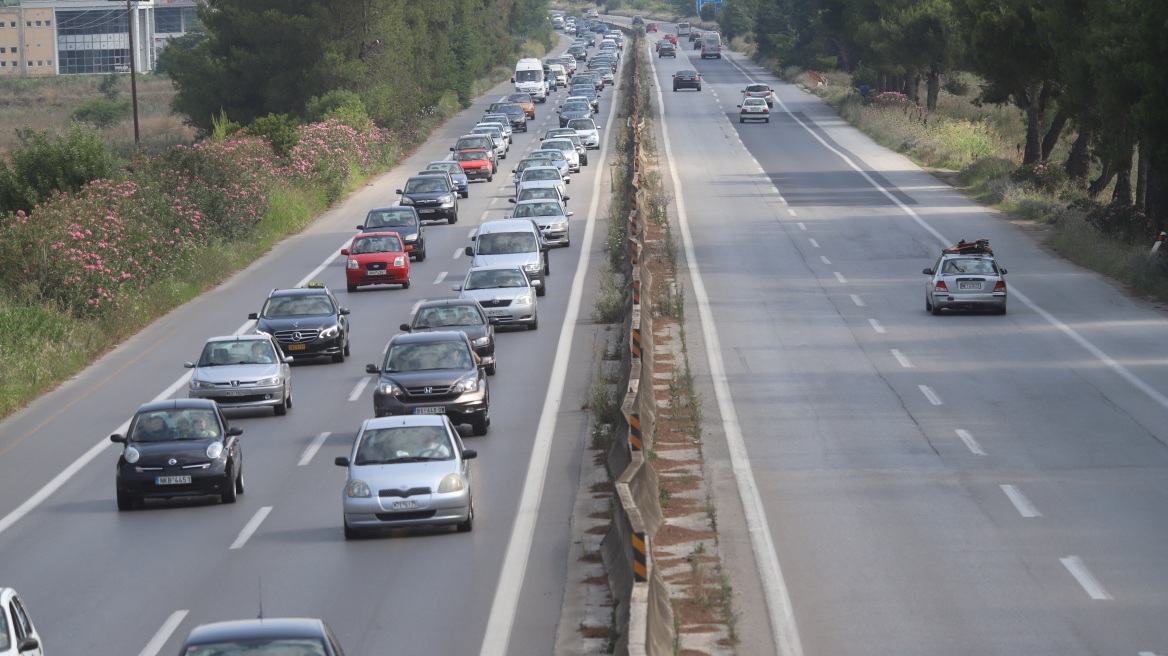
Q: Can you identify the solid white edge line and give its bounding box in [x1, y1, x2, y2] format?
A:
[1000, 484, 1042, 518]
[298, 432, 332, 467]
[1060, 556, 1112, 600]
[868, 318, 885, 334]
[229, 506, 273, 550]
[649, 44, 805, 656]
[477, 56, 618, 656]
[891, 349, 913, 368]
[137, 609, 189, 656]
[348, 377, 370, 402]
[955, 429, 986, 456]
[919, 385, 942, 405]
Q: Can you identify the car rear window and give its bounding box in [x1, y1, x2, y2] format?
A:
[567, 118, 596, 130]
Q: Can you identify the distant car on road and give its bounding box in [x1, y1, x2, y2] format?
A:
[658, 42, 676, 58]
[923, 239, 1008, 315]
[744, 83, 777, 107]
[179, 617, 347, 655]
[454, 265, 541, 329]
[646, 22, 657, 32]
[738, 97, 771, 123]
[673, 69, 702, 92]
[453, 148, 494, 182]
[341, 232, 411, 292]
[248, 284, 350, 363]
[185, 334, 291, 416]
[359, 205, 426, 260]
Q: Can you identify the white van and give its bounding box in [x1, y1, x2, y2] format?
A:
[700, 32, 722, 59]
[512, 58, 548, 102]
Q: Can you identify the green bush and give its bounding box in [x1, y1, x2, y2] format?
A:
[0, 124, 115, 216]
[245, 113, 301, 158]
[1011, 160, 1068, 193]
[71, 98, 132, 129]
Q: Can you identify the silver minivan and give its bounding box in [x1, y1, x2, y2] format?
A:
[464, 219, 549, 296]
[701, 32, 722, 59]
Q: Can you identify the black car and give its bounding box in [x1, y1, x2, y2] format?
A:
[110, 398, 243, 510]
[567, 45, 588, 61]
[249, 283, 351, 363]
[359, 205, 426, 261]
[397, 173, 459, 224]
[658, 43, 676, 58]
[179, 618, 347, 655]
[366, 331, 490, 435]
[673, 69, 702, 91]
[486, 102, 528, 131]
[402, 299, 497, 375]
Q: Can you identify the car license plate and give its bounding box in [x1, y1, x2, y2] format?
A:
[392, 500, 418, 509]
[959, 281, 983, 290]
[226, 390, 246, 396]
[414, 406, 446, 414]
[366, 270, 386, 276]
[418, 208, 436, 214]
[156, 476, 191, 485]
[287, 343, 306, 351]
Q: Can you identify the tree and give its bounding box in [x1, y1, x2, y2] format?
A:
[717, 0, 753, 42]
[0, 125, 114, 216]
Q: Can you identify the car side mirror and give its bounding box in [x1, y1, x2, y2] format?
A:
[510, 77, 516, 83]
[999, 269, 1007, 274]
[567, 212, 574, 217]
[110, 434, 126, 444]
[340, 248, 350, 256]
[335, 456, 350, 467]
[248, 312, 259, 320]
[922, 268, 934, 275]
[405, 245, 414, 252]
[339, 308, 351, 316]
[183, 361, 195, 369]
[394, 189, 403, 194]
[531, 278, 543, 287]
[452, 284, 463, 291]
[508, 198, 516, 203]
[462, 449, 477, 460]
[227, 426, 243, 437]
[400, 323, 411, 332]
[17, 637, 38, 652]
[283, 356, 294, 363]
[566, 178, 571, 184]
[563, 196, 570, 201]
[737, 104, 743, 108]
[504, 214, 512, 219]
[365, 364, 380, 374]
[596, 126, 602, 130]
[449, 147, 455, 151]
[356, 224, 365, 230]
[464, 246, 474, 256]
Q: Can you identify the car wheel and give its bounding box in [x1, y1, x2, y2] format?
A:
[221, 465, 238, 504]
[536, 285, 546, 297]
[457, 504, 474, 533]
[673, 86, 678, 91]
[332, 351, 346, 363]
[544, 255, 550, 276]
[344, 522, 361, 540]
[403, 278, 411, 289]
[235, 468, 245, 495]
[344, 339, 351, 357]
[997, 304, 1008, 315]
[286, 392, 292, 409]
[461, 191, 469, 199]
[739, 117, 744, 123]
[449, 213, 458, 224]
[417, 244, 427, 262]
[931, 303, 942, 316]
[486, 361, 496, 376]
[925, 299, 933, 312]
[116, 489, 137, 511]
[528, 315, 538, 330]
[471, 416, 489, 436]
[487, 172, 494, 182]
[765, 117, 770, 123]
[347, 284, 357, 293]
[274, 391, 287, 416]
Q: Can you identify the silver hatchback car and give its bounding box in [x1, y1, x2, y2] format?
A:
[923, 239, 1008, 315]
[336, 414, 476, 539]
[185, 334, 292, 415]
[454, 264, 540, 329]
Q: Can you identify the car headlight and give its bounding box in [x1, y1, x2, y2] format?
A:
[472, 335, 490, 347]
[523, 263, 541, 273]
[124, 446, 140, 464]
[405, 233, 419, 242]
[400, 197, 414, 205]
[320, 325, 340, 339]
[206, 442, 224, 460]
[393, 256, 405, 267]
[437, 474, 465, 493]
[347, 258, 359, 269]
[514, 294, 533, 306]
[378, 381, 401, 396]
[438, 194, 454, 205]
[347, 479, 372, 498]
[454, 374, 479, 393]
[191, 379, 216, 390]
[256, 376, 281, 386]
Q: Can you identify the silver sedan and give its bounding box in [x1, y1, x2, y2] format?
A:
[509, 198, 571, 247]
[185, 334, 292, 416]
[336, 415, 476, 538]
[923, 243, 1008, 315]
[453, 264, 539, 329]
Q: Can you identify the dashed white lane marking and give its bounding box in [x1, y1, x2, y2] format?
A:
[850, 294, 865, 307]
[1000, 484, 1042, 518]
[819, 256, 831, 265]
[891, 349, 913, 368]
[434, 271, 448, 284]
[1138, 652, 1159, 656]
[1060, 556, 1112, 600]
[453, 248, 464, 259]
[808, 238, 819, 248]
[919, 385, 942, 405]
[479, 211, 491, 222]
[955, 429, 986, 455]
[797, 222, 806, 230]
[834, 271, 847, 283]
[298, 432, 332, 466]
[229, 506, 273, 550]
[467, 227, 477, 238]
[138, 610, 189, 656]
[787, 208, 796, 216]
[868, 318, 885, 334]
[409, 299, 425, 316]
[348, 377, 370, 402]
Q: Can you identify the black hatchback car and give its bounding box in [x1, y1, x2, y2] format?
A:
[179, 617, 347, 655]
[365, 331, 490, 435]
[249, 283, 351, 362]
[402, 298, 496, 375]
[486, 102, 528, 132]
[397, 173, 459, 224]
[359, 206, 426, 261]
[110, 398, 243, 510]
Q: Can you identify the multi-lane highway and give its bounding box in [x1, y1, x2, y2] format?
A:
[635, 19, 1168, 656]
[0, 36, 622, 655]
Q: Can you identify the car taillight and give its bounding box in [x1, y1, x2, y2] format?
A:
[934, 280, 948, 292]
[993, 280, 1006, 291]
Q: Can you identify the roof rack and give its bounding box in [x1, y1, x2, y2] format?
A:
[942, 239, 993, 255]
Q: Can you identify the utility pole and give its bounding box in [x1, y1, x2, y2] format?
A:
[110, 0, 141, 144]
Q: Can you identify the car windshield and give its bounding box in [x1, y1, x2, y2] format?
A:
[507, 94, 532, 103]
[355, 425, 454, 465]
[567, 119, 596, 131]
[543, 141, 572, 153]
[130, 408, 220, 442]
[404, 178, 448, 193]
[513, 202, 562, 218]
[454, 150, 487, 162]
[530, 152, 563, 163]
[522, 169, 559, 181]
[183, 638, 328, 656]
[515, 70, 542, 82]
[365, 209, 414, 228]
[747, 84, 770, 92]
[198, 340, 277, 367]
[743, 99, 766, 106]
[466, 268, 529, 289]
[942, 258, 996, 274]
[384, 341, 473, 372]
[518, 188, 559, 201]
[351, 235, 403, 254]
[261, 295, 335, 318]
[414, 305, 484, 328]
[475, 232, 538, 255]
[427, 163, 461, 175]
[501, 106, 524, 117]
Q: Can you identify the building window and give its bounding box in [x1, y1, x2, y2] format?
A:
[12, 47, 17, 53]
[26, 21, 31, 27]
[46, 20, 51, 27]
[0, 48, 5, 54]
[37, 60, 42, 67]
[47, 60, 51, 66]
[1, 62, 5, 67]
[35, 21, 42, 27]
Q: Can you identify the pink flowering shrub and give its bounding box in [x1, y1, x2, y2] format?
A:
[1011, 161, 1067, 193]
[281, 119, 395, 203]
[1077, 199, 1152, 243]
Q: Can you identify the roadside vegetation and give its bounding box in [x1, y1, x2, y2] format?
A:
[0, 1, 556, 420]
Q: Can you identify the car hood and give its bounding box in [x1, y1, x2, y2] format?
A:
[193, 363, 282, 384]
[347, 252, 408, 265]
[349, 460, 462, 492]
[411, 324, 489, 341]
[380, 369, 474, 387]
[460, 287, 532, 304]
[470, 253, 540, 269]
[360, 226, 420, 239]
[257, 316, 337, 332]
[127, 439, 219, 464]
[561, 109, 591, 119]
[401, 191, 452, 201]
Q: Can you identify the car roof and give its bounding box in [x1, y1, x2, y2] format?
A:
[205, 334, 269, 345]
[406, 172, 449, 180]
[415, 298, 484, 311]
[361, 414, 448, 431]
[183, 618, 330, 645]
[269, 286, 331, 298]
[367, 205, 417, 214]
[477, 219, 540, 234]
[135, 398, 220, 414]
[389, 330, 470, 345]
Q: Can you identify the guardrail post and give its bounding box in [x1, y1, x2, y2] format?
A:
[629, 411, 642, 451]
[632, 530, 648, 582]
[631, 324, 641, 359]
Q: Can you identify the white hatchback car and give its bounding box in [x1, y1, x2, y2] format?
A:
[0, 588, 43, 656]
[567, 117, 602, 149]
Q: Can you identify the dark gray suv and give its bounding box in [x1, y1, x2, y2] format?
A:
[396, 173, 459, 224]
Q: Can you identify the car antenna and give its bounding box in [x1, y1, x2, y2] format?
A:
[257, 576, 264, 619]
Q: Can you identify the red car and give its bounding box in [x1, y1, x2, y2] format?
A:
[341, 232, 411, 292]
[645, 23, 657, 32]
[453, 148, 494, 182]
[664, 33, 678, 45]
